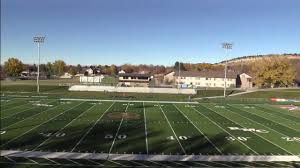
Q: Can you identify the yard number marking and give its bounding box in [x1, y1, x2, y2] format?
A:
[167, 136, 190, 141]
[228, 127, 269, 133]
[39, 132, 66, 138]
[282, 137, 300, 142]
[0, 131, 6, 135]
[226, 136, 250, 141]
[105, 134, 127, 139]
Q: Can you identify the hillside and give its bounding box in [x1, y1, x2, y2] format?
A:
[219, 53, 300, 64]
[217, 54, 300, 81]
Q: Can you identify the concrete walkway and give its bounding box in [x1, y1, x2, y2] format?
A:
[1, 150, 300, 161]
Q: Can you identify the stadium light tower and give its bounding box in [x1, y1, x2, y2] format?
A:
[33, 36, 45, 93]
[222, 42, 233, 97]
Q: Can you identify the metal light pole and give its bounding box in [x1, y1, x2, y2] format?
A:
[33, 36, 45, 93]
[222, 42, 233, 97]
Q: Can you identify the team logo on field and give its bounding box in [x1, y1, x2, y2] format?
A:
[228, 127, 269, 133]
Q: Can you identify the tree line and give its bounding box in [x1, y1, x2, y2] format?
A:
[1, 57, 298, 88]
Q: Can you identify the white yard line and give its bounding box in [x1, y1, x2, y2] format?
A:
[173, 104, 223, 154]
[107, 118, 124, 156]
[1, 106, 37, 120]
[228, 104, 300, 144]
[0, 102, 82, 148]
[2, 101, 60, 130]
[192, 106, 259, 155]
[142, 102, 149, 155]
[60, 98, 199, 104]
[158, 104, 186, 154]
[108, 160, 127, 167]
[1, 102, 32, 113]
[33, 102, 93, 151]
[251, 106, 300, 132]
[70, 102, 116, 152]
[1, 99, 57, 120]
[44, 158, 60, 165]
[258, 104, 300, 119]
[209, 105, 294, 155]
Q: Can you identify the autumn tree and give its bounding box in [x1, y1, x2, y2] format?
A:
[53, 60, 66, 76]
[110, 64, 118, 75]
[4, 58, 24, 77]
[251, 58, 296, 87]
[68, 66, 77, 76]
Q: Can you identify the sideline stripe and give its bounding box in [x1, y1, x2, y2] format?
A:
[60, 98, 199, 104]
[159, 104, 186, 154]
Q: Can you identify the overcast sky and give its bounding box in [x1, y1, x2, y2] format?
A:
[1, 0, 300, 65]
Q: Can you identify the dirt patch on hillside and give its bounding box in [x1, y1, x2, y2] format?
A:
[107, 112, 141, 121]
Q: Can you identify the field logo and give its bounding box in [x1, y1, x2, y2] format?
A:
[282, 137, 300, 142]
[228, 127, 269, 133]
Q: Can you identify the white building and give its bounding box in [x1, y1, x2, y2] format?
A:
[165, 71, 248, 88]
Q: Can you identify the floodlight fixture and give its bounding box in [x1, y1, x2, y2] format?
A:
[33, 35, 46, 93]
[222, 42, 233, 97]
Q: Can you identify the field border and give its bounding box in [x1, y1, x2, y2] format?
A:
[1, 150, 300, 161]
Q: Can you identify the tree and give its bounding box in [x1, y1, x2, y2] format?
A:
[4, 58, 24, 77]
[174, 62, 186, 71]
[53, 60, 66, 76]
[68, 66, 77, 76]
[45, 62, 54, 76]
[251, 58, 296, 87]
[110, 64, 118, 75]
[76, 64, 82, 73]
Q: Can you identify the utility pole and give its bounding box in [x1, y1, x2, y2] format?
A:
[33, 36, 45, 93]
[222, 42, 233, 97]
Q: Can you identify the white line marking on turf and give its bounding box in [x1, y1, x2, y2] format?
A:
[60, 98, 199, 104]
[44, 158, 60, 165]
[248, 105, 300, 132]
[158, 103, 186, 154]
[108, 160, 127, 167]
[108, 119, 124, 156]
[0, 103, 81, 147]
[2, 101, 60, 130]
[143, 102, 149, 155]
[0, 102, 81, 148]
[228, 104, 300, 145]
[209, 104, 294, 155]
[1, 106, 37, 119]
[192, 106, 259, 155]
[173, 104, 223, 154]
[258, 104, 300, 119]
[1, 101, 32, 113]
[71, 102, 116, 152]
[26, 157, 39, 164]
[4, 156, 16, 163]
[33, 102, 93, 151]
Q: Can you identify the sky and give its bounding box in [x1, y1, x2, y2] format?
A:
[1, 0, 300, 66]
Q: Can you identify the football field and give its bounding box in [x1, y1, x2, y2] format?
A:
[1, 96, 300, 167]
